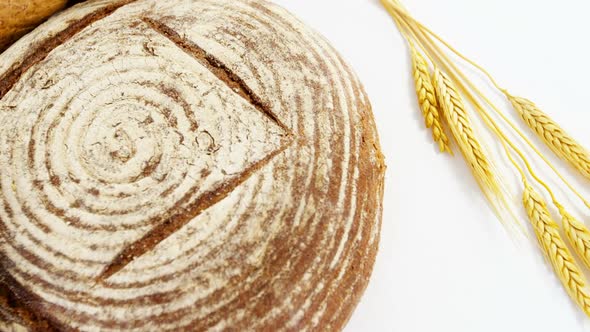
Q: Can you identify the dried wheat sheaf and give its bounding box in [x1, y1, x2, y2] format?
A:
[383, 0, 590, 318]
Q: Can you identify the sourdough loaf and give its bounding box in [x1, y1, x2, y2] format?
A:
[0, 0, 68, 52]
[0, 0, 385, 330]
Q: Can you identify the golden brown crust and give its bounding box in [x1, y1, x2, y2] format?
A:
[0, 0, 385, 330]
[0, 0, 68, 52]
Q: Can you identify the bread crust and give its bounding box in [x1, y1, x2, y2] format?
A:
[0, 0, 385, 330]
[0, 0, 67, 52]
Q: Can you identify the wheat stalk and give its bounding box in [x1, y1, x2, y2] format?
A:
[509, 96, 590, 181]
[523, 184, 590, 317]
[433, 69, 498, 193]
[559, 205, 590, 269]
[409, 44, 452, 153]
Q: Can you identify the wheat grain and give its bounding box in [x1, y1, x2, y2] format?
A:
[558, 205, 590, 269]
[509, 96, 590, 180]
[409, 44, 451, 153]
[433, 69, 498, 193]
[523, 184, 590, 317]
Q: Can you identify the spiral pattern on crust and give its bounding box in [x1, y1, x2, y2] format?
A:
[0, 0, 385, 331]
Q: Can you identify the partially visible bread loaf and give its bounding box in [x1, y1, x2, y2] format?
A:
[0, 0, 385, 331]
[0, 0, 67, 52]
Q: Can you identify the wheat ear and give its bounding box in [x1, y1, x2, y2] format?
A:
[509, 96, 590, 180]
[523, 184, 590, 317]
[433, 69, 498, 193]
[558, 205, 590, 269]
[409, 44, 451, 153]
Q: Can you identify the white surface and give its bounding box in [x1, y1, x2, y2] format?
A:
[273, 0, 590, 331]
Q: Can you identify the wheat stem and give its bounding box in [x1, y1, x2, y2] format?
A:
[385, 1, 506, 92]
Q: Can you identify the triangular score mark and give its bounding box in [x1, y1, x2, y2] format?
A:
[97, 18, 294, 282]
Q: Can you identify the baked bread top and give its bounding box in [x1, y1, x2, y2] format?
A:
[0, 0, 385, 331]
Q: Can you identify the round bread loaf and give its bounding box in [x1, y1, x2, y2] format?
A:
[0, 0, 68, 52]
[0, 0, 385, 331]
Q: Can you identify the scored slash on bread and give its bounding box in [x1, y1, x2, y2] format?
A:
[97, 17, 295, 282]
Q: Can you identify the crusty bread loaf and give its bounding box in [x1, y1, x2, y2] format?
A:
[0, 0, 385, 330]
[0, 0, 67, 52]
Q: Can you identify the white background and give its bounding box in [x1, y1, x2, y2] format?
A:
[273, 1, 590, 331]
